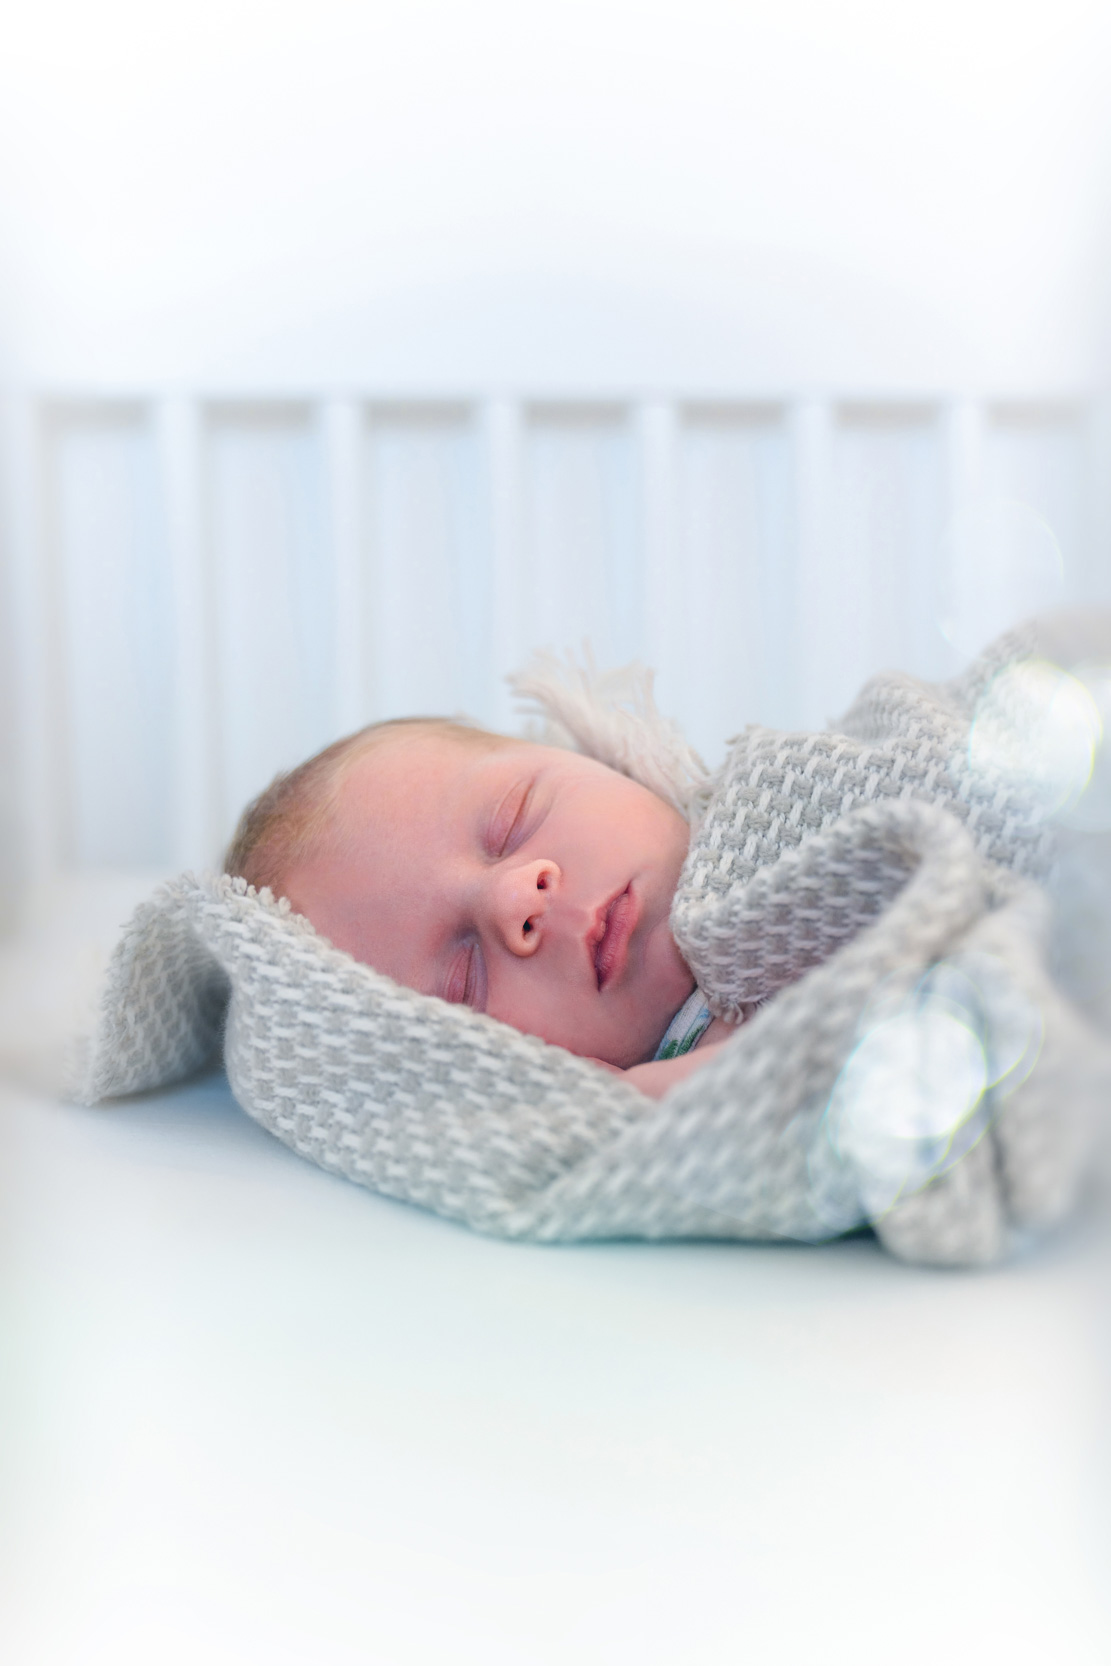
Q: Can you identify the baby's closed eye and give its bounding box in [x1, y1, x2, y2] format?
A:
[443, 941, 486, 1010]
[486, 778, 540, 857]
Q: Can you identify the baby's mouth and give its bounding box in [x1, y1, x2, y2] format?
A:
[592, 886, 636, 991]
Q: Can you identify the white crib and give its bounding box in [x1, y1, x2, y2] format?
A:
[2, 390, 1108, 894]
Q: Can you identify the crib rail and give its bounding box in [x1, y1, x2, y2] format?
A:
[2, 391, 1108, 883]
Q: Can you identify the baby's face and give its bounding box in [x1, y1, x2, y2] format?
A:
[283, 732, 695, 1067]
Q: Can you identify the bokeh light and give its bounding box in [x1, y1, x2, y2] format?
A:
[808, 953, 1042, 1225]
[967, 658, 1102, 822]
[1054, 665, 1111, 832]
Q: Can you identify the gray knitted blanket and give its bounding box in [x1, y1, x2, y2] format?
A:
[84, 620, 1111, 1266]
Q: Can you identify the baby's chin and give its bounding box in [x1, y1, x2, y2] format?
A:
[519, 988, 683, 1069]
[629, 943, 699, 1063]
[588, 979, 698, 1069]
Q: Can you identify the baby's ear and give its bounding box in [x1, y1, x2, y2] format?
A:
[507, 648, 709, 818]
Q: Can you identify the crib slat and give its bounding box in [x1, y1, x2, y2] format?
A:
[0, 395, 54, 895]
[1086, 396, 1111, 607]
[323, 398, 366, 738]
[157, 397, 218, 870]
[637, 398, 678, 708]
[791, 399, 834, 729]
[485, 398, 524, 732]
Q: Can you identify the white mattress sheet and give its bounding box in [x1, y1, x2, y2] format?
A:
[2, 878, 1109, 1666]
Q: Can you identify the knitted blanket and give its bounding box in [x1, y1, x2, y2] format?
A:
[83, 619, 1111, 1266]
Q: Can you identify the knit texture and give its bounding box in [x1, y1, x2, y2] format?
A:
[83, 621, 1111, 1265]
[671, 625, 1057, 1017]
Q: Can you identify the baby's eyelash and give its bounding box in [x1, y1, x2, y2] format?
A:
[487, 780, 534, 857]
[444, 943, 486, 1010]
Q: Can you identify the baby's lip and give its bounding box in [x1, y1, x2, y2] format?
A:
[589, 885, 638, 992]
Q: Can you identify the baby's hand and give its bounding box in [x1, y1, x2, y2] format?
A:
[620, 1042, 732, 1099]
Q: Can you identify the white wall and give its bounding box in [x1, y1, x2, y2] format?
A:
[1, 0, 1107, 392]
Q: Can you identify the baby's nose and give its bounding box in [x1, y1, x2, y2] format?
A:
[493, 859, 560, 956]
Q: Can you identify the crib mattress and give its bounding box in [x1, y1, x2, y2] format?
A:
[1, 881, 1109, 1666]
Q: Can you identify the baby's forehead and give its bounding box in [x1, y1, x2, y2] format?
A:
[335, 723, 523, 823]
[332, 723, 485, 788]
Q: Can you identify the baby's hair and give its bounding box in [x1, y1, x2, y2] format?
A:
[224, 716, 509, 897]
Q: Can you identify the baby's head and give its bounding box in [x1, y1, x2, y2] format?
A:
[226, 719, 695, 1067]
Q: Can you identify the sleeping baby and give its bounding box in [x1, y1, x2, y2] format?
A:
[224, 717, 738, 1101]
[88, 620, 1108, 1262]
